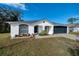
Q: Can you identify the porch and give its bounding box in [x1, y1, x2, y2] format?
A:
[34, 25, 53, 34]
[19, 24, 53, 35]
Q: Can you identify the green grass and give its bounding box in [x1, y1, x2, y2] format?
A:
[70, 32, 79, 35]
[0, 33, 79, 56]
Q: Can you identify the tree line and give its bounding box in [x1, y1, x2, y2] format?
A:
[0, 6, 22, 33]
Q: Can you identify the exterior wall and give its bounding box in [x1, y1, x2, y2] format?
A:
[39, 21, 54, 34]
[10, 22, 34, 39]
[73, 27, 79, 32]
[37, 26, 54, 34]
[38, 26, 43, 33]
[48, 26, 54, 34]
[10, 23, 19, 39]
[67, 26, 69, 34]
[36, 21, 53, 26]
[28, 25, 34, 34]
[33, 21, 54, 34]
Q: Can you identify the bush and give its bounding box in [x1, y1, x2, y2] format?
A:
[39, 30, 48, 36]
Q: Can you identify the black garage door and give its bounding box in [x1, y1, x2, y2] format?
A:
[54, 26, 67, 34]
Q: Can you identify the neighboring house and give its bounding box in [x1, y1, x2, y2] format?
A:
[7, 20, 69, 39]
[68, 24, 79, 32]
[74, 27, 79, 32]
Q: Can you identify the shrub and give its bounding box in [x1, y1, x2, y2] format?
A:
[39, 30, 48, 36]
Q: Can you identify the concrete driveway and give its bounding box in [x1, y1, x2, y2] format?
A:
[36, 34, 79, 40]
[52, 34, 78, 40]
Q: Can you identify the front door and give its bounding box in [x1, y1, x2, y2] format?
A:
[34, 26, 38, 33]
[45, 26, 49, 32]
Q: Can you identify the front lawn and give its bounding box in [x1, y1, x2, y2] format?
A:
[70, 32, 79, 35]
[0, 33, 79, 56]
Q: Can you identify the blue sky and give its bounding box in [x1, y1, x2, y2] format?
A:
[0, 3, 79, 24]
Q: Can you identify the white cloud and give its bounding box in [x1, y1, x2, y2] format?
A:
[5, 3, 28, 10]
[69, 15, 79, 18]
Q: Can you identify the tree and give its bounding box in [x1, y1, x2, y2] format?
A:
[68, 17, 79, 32]
[68, 17, 78, 24]
[0, 7, 22, 21]
[0, 6, 22, 33]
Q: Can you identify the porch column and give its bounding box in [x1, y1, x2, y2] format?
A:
[11, 24, 19, 39]
[28, 25, 34, 34]
[43, 26, 45, 30]
[67, 26, 69, 34]
[48, 26, 54, 35]
[38, 26, 43, 33]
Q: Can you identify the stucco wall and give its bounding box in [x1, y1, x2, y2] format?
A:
[73, 27, 79, 32]
[10, 23, 19, 39]
[10, 23, 34, 39]
[67, 26, 69, 34]
[32, 20, 54, 34]
[48, 26, 54, 34]
[28, 25, 34, 34]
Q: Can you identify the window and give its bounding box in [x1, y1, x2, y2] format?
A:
[19, 24, 28, 35]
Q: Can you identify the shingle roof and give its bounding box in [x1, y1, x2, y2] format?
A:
[25, 19, 67, 26]
[50, 21, 67, 26]
[6, 19, 67, 26]
[68, 23, 79, 27]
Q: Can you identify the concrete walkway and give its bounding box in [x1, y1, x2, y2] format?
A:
[36, 34, 79, 40]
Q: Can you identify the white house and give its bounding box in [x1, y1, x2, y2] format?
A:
[68, 24, 79, 32]
[7, 20, 69, 39]
[73, 27, 79, 32]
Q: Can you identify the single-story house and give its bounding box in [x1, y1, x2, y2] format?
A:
[68, 24, 79, 32]
[7, 20, 69, 39]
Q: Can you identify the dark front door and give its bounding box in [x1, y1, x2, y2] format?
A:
[45, 26, 50, 33]
[54, 26, 67, 34]
[34, 26, 38, 33]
